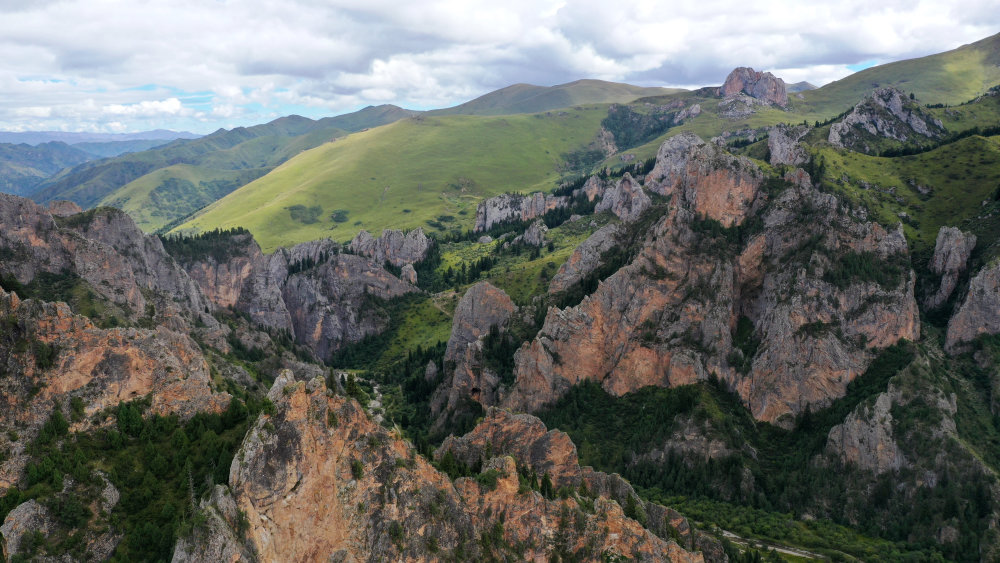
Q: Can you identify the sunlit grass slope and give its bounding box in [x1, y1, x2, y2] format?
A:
[176, 108, 608, 251]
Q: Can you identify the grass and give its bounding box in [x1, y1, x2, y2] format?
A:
[176, 108, 610, 252]
[430, 79, 683, 116]
[814, 135, 1000, 255]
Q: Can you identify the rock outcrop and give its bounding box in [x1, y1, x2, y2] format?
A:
[349, 228, 431, 267]
[46, 200, 83, 217]
[946, 261, 1000, 354]
[647, 133, 763, 227]
[595, 173, 651, 222]
[719, 67, 788, 107]
[437, 408, 726, 560]
[828, 87, 946, 154]
[498, 135, 919, 424]
[514, 219, 549, 247]
[430, 282, 516, 421]
[0, 287, 229, 489]
[0, 195, 213, 327]
[767, 124, 810, 166]
[175, 373, 707, 562]
[826, 392, 908, 474]
[925, 226, 976, 310]
[172, 235, 419, 362]
[548, 223, 621, 294]
[474, 192, 568, 232]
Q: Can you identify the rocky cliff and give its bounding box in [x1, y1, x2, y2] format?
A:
[174, 372, 707, 562]
[548, 223, 621, 294]
[493, 135, 918, 424]
[437, 408, 727, 560]
[430, 282, 516, 424]
[0, 194, 213, 328]
[767, 124, 810, 166]
[924, 226, 976, 310]
[595, 173, 651, 222]
[349, 228, 431, 267]
[171, 235, 419, 362]
[474, 191, 569, 232]
[946, 260, 1000, 353]
[718, 67, 788, 107]
[826, 391, 908, 474]
[828, 87, 946, 154]
[0, 287, 229, 489]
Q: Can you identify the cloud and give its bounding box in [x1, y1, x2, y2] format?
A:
[0, 0, 997, 132]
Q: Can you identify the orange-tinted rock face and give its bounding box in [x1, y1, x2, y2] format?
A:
[497, 137, 920, 424]
[647, 133, 763, 227]
[437, 408, 724, 557]
[719, 67, 788, 107]
[177, 374, 706, 562]
[0, 288, 229, 490]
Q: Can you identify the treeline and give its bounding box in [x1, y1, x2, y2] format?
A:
[159, 227, 252, 263]
[1, 395, 266, 560]
[878, 123, 1000, 157]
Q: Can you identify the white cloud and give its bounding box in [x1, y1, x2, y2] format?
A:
[0, 0, 996, 132]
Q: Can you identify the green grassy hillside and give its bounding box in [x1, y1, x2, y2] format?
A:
[431, 79, 683, 116]
[794, 32, 1000, 112]
[175, 108, 608, 251]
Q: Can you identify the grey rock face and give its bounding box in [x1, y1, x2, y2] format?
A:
[518, 219, 549, 247]
[925, 227, 976, 310]
[474, 192, 568, 232]
[767, 124, 810, 165]
[1, 500, 54, 557]
[548, 223, 621, 294]
[595, 173, 650, 222]
[430, 282, 516, 419]
[946, 261, 1000, 354]
[826, 392, 907, 474]
[349, 228, 431, 267]
[0, 194, 211, 326]
[829, 87, 946, 153]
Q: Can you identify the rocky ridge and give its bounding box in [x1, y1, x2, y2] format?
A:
[828, 87, 946, 153]
[468, 134, 921, 424]
[174, 372, 708, 562]
[348, 228, 431, 267]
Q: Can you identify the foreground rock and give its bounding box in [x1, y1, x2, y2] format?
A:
[438, 408, 727, 560]
[174, 373, 707, 562]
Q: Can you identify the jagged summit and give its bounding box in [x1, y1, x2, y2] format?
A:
[718, 66, 788, 107]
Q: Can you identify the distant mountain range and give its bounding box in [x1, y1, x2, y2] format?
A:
[0, 129, 200, 145]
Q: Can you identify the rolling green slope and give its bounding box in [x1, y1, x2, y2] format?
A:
[175, 107, 609, 251]
[431, 79, 683, 116]
[795, 32, 1000, 112]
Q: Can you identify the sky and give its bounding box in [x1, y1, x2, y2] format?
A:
[0, 0, 997, 134]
